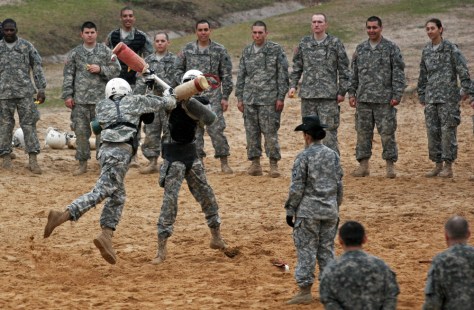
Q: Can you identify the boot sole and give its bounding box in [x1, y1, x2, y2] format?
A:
[93, 238, 117, 264]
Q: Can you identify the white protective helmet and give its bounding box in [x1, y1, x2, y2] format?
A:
[13, 128, 25, 148]
[45, 127, 67, 149]
[181, 69, 203, 84]
[105, 78, 132, 99]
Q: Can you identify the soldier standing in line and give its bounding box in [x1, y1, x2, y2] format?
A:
[105, 6, 153, 168]
[418, 18, 473, 178]
[349, 16, 406, 178]
[284, 115, 343, 305]
[423, 216, 474, 309]
[135, 32, 178, 174]
[289, 13, 351, 155]
[319, 221, 400, 309]
[0, 18, 46, 174]
[235, 20, 289, 177]
[175, 19, 234, 174]
[62, 21, 121, 176]
[44, 78, 176, 265]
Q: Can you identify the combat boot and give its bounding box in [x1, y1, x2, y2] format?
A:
[269, 159, 280, 178]
[28, 153, 42, 174]
[93, 227, 117, 264]
[151, 236, 168, 265]
[129, 155, 140, 168]
[351, 159, 369, 177]
[286, 285, 313, 305]
[439, 162, 453, 178]
[247, 158, 263, 176]
[425, 162, 443, 178]
[73, 160, 87, 176]
[220, 156, 233, 174]
[2, 154, 12, 169]
[44, 209, 71, 238]
[386, 160, 396, 179]
[209, 226, 227, 249]
[140, 157, 159, 174]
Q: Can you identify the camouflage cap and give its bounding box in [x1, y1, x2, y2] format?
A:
[295, 115, 327, 132]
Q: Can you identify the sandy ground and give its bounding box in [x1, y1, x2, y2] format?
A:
[1, 3, 474, 310]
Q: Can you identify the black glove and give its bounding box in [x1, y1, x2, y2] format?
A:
[193, 95, 210, 105]
[286, 215, 294, 228]
[144, 70, 155, 89]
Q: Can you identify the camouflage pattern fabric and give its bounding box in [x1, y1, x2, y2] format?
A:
[135, 52, 177, 159]
[175, 40, 233, 158]
[417, 40, 471, 163]
[301, 98, 340, 154]
[70, 104, 99, 161]
[66, 93, 175, 228]
[354, 102, 398, 161]
[290, 34, 351, 99]
[320, 249, 400, 310]
[235, 41, 288, 160]
[423, 243, 474, 310]
[0, 37, 45, 156]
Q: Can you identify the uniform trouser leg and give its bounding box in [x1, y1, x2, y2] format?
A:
[141, 110, 165, 160]
[71, 105, 95, 161]
[354, 103, 375, 161]
[301, 99, 340, 155]
[17, 97, 41, 154]
[185, 159, 221, 228]
[424, 103, 442, 162]
[206, 109, 230, 158]
[259, 105, 282, 160]
[293, 218, 337, 287]
[0, 99, 17, 156]
[373, 103, 398, 162]
[67, 146, 130, 230]
[243, 105, 262, 159]
[195, 125, 206, 158]
[157, 161, 186, 238]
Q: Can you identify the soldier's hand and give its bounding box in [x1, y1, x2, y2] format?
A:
[286, 216, 295, 228]
[221, 99, 229, 112]
[65, 98, 75, 109]
[288, 88, 296, 98]
[390, 99, 400, 107]
[87, 64, 101, 74]
[275, 100, 284, 112]
[471, 100, 474, 109]
[237, 101, 244, 113]
[349, 97, 357, 108]
[337, 95, 345, 103]
[36, 90, 46, 104]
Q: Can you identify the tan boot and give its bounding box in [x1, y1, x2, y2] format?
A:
[28, 153, 42, 174]
[439, 162, 453, 178]
[247, 158, 263, 176]
[210, 226, 227, 249]
[140, 157, 159, 174]
[269, 159, 280, 178]
[93, 227, 117, 264]
[44, 209, 71, 238]
[151, 236, 168, 265]
[129, 155, 140, 168]
[73, 160, 87, 176]
[287, 285, 313, 305]
[220, 156, 233, 174]
[351, 159, 369, 177]
[386, 160, 396, 179]
[425, 162, 443, 178]
[2, 154, 12, 169]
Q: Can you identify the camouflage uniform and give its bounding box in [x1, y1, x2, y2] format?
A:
[67, 93, 174, 229]
[417, 39, 471, 163]
[290, 34, 351, 154]
[135, 52, 177, 160]
[61, 43, 120, 161]
[157, 98, 222, 238]
[285, 142, 343, 287]
[423, 243, 474, 310]
[320, 249, 400, 309]
[235, 41, 289, 161]
[349, 37, 406, 162]
[0, 37, 46, 156]
[175, 40, 233, 158]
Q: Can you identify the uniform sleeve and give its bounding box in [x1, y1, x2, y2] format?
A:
[174, 49, 186, 86]
[422, 263, 444, 310]
[134, 75, 147, 95]
[335, 154, 344, 207]
[348, 49, 359, 98]
[234, 48, 247, 101]
[390, 44, 406, 101]
[382, 268, 400, 310]
[284, 155, 307, 216]
[104, 31, 113, 49]
[141, 33, 154, 58]
[417, 51, 428, 103]
[100, 47, 121, 80]
[319, 267, 344, 310]
[219, 47, 233, 100]
[289, 43, 303, 89]
[61, 50, 76, 99]
[336, 40, 351, 96]
[276, 46, 290, 100]
[452, 46, 472, 93]
[29, 46, 46, 91]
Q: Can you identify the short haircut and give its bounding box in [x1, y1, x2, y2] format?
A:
[252, 20, 267, 31]
[306, 128, 326, 141]
[81, 21, 97, 32]
[2, 18, 16, 29]
[313, 13, 327, 22]
[445, 216, 469, 240]
[155, 31, 169, 41]
[195, 19, 211, 30]
[366, 16, 382, 27]
[339, 221, 365, 246]
[121, 6, 133, 15]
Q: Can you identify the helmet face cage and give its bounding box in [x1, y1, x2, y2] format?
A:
[181, 69, 203, 84]
[105, 78, 132, 98]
